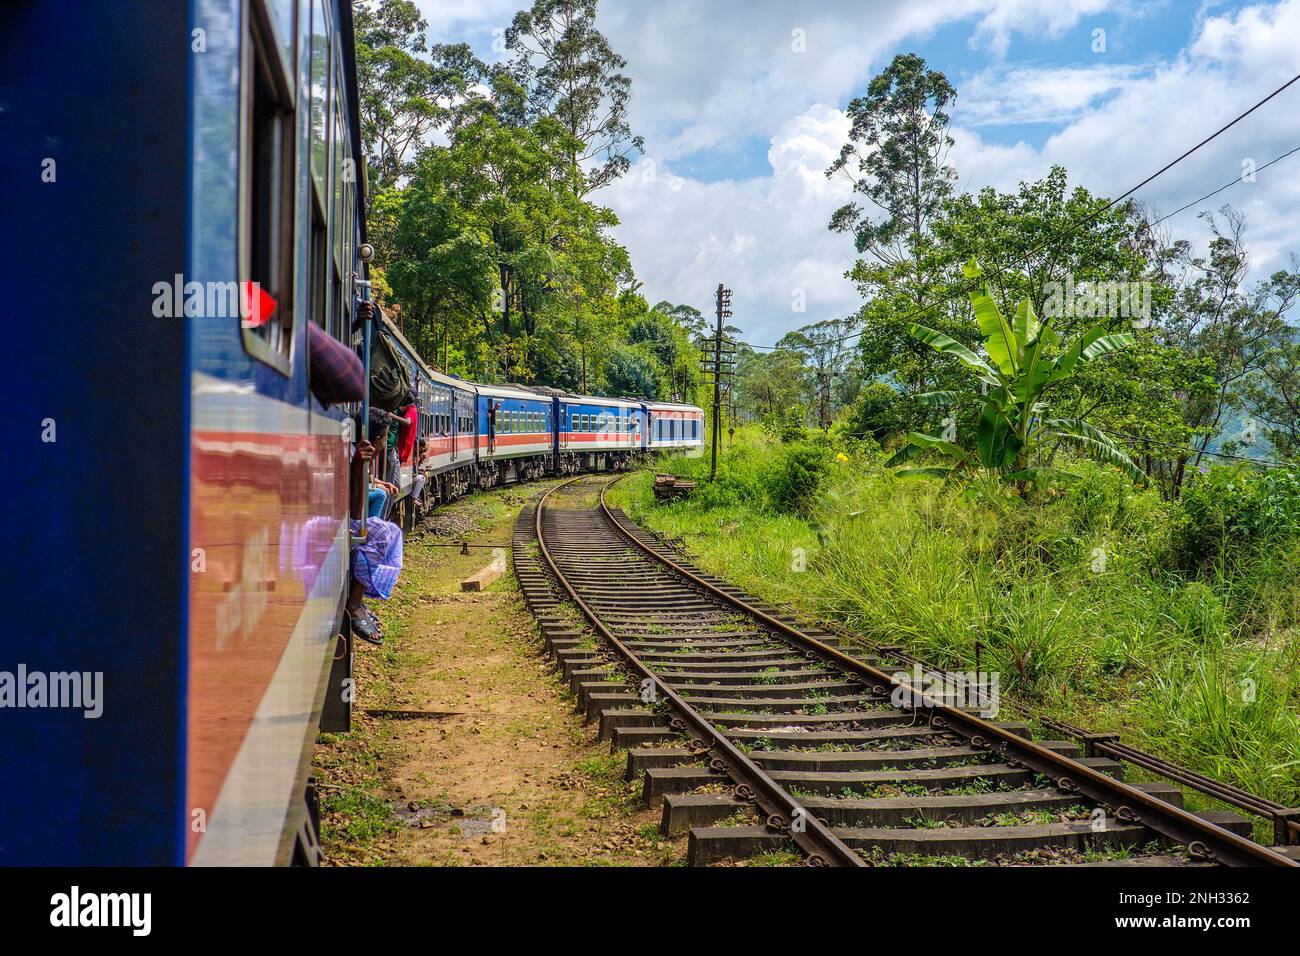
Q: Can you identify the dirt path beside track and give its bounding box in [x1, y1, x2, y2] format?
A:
[313, 482, 685, 866]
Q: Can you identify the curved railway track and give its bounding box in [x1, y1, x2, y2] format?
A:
[513, 474, 1298, 868]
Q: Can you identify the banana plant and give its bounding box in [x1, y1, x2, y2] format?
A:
[888, 258, 1147, 489]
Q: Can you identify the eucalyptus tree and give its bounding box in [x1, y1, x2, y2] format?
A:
[502, 0, 644, 195]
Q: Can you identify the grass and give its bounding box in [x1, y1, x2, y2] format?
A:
[612, 426, 1300, 818]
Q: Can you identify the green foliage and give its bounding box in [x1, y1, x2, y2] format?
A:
[847, 380, 914, 442]
[767, 443, 833, 516]
[827, 52, 957, 261]
[356, 0, 712, 395]
[1173, 465, 1300, 571]
[603, 346, 659, 398]
[888, 258, 1144, 490]
[502, 0, 644, 195]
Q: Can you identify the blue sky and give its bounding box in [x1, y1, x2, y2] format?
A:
[415, 0, 1300, 347]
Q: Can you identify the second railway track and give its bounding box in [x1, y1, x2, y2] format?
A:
[513, 474, 1298, 868]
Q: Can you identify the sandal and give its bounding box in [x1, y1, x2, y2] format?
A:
[349, 609, 384, 646]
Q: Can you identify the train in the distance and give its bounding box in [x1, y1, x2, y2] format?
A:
[378, 314, 704, 531]
[2, 0, 702, 867]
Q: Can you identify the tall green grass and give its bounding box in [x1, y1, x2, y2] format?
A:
[613, 427, 1300, 808]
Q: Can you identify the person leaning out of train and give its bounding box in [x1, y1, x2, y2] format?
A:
[409, 437, 429, 516]
[364, 409, 399, 522]
[347, 409, 404, 646]
[398, 391, 418, 463]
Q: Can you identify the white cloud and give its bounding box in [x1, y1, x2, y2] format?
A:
[409, 0, 520, 40]
[598, 0, 1122, 163]
[607, 1, 1300, 344]
[958, 63, 1147, 126]
[966, 0, 1114, 57]
[606, 104, 859, 347]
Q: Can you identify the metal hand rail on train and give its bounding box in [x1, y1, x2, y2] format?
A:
[534, 476, 867, 868]
[353, 274, 375, 545]
[595, 476, 1298, 868]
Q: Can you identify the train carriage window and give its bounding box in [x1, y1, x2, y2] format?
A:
[330, 70, 346, 334]
[340, 179, 354, 333]
[309, 0, 329, 193]
[307, 198, 328, 332]
[238, 0, 297, 374]
[264, 0, 296, 96]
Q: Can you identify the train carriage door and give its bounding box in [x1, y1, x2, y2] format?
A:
[450, 392, 459, 462]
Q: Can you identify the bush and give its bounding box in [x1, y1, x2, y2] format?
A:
[848, 380, 916, 441]
[1173, 465, 1300, 571]
[766, 442, 832, 515]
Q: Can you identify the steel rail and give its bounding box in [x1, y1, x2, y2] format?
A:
[831, 619, 1300, 845]
[596, 476, 1298, 868]
[533, 476, 867, 868]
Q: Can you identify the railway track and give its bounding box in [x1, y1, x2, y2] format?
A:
[513, 475, 1299, 868]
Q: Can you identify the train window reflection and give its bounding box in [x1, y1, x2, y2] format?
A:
[239, 0, 296, 374]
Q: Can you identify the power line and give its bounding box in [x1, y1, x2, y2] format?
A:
[1115, 431, 1287, 468]
[740, 70, 1300, 353]
[1150, 142, 1300, 227]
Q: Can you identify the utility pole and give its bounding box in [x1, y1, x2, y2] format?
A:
[707, 284, 732, 481]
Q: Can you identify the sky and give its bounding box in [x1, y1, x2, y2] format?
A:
[414, 0, 1300, 348]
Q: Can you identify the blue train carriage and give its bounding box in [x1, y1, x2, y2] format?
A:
[557, 394, 644, 473]
[2, 0, 368, 865]
[476, 384, 556, 486]
[413, 368, 479, 508]
[372, 313, 480, 523]
[644, 401, 707, 457]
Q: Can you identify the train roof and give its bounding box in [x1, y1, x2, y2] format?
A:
[475, 382, 552, 402]
[645, 400, 705, 412]
[376, 311, 471, 392]
[565, 394, 642, 408]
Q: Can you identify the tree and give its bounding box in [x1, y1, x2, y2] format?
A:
[603, 346, 659, 398]
[387, 91, 630, 384]
[502, 0, 644, 195]
[353, 1, 486, 193]
[1242, 332, 1300, 459]
[827, 53, 957, 265]
[825, 53, 960, 421]
[1134, 210, 1300, 491]
[776, 317, 861, 428]
[734, 347, 808, 422]
[889, 259, 1145, 494]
